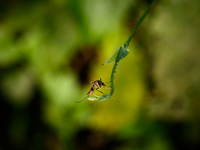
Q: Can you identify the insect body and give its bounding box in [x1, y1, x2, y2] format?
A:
[75, 78, 108, 103]
[87, 86, 95, 96]
[87, 78, 106, 96]
[92, 78, 106, 89]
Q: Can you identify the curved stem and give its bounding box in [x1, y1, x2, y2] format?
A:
[108, 60, 119, 98]
[86, 0, 155, 105]
[125, 0, 155, 45]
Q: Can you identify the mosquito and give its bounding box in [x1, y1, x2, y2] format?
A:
[89, 78, 111, 94]
[75, 78, 117, 103]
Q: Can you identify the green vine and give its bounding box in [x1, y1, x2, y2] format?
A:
[84, 0, 155, 106]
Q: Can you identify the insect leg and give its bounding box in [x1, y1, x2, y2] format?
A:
[96, 89, 119, 103]
[110, 96, 120, 103]
[75, 96, 89, 103]
[104, 77, 116, 84]
[103, 86, 113, 90]
[95, 89, 108, 95]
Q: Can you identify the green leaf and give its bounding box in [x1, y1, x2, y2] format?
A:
[116, 45, 129, 62]
[102, 47, 120, 65]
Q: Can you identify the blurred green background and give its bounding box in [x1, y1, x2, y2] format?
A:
[0, 0, 200, 149]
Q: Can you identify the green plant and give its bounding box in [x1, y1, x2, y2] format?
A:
[80, 0, 155, 106]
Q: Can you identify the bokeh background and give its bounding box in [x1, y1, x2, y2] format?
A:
[0, 0, 200, 149]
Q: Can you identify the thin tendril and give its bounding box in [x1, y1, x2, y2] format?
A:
[125, 0, 155, 45]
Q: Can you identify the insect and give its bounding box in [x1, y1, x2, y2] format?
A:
[87, 78, 107, 96]
[75, 78, 115, 103]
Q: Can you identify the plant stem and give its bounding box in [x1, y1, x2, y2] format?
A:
[125, 0, 155, 45]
